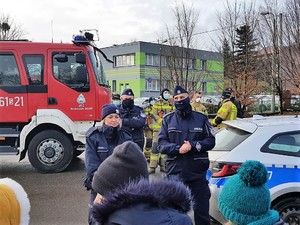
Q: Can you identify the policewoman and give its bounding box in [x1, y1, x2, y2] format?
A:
[158, 85, 216, 225]
[83, 103, 132, 225]
[117, 88, 147, 150]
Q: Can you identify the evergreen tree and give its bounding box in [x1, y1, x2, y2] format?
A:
[234, 25, 258, 74]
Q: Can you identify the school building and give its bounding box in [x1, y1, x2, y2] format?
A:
[101, 41, 224, 98]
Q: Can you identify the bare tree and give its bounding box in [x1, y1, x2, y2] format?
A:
[281, 0, 300, 93]
[160, 2, 200, 92]
[257, 0, 300, 113]
[216, 0, 260, 110]
[0, 14, 26, 40]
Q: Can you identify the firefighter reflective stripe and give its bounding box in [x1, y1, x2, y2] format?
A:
[230, 104, 238, 120]
[151, 100, 174, 128]
[149, 124, 161, 129]
[152, 104, 173, 110]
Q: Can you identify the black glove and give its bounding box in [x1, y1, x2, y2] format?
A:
[83, 174, 92, 191]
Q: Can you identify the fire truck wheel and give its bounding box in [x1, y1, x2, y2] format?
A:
[28, 130, 74, 173]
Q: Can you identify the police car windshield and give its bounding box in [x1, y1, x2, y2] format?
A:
[88, 50, 107, 86]
[212, 127, 251, 151]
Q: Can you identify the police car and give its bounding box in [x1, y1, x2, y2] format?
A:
[208, 115, 300, 225]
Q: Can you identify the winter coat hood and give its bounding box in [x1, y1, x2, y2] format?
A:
[92, 179, 193, 225]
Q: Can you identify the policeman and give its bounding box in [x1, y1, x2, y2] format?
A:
[143, 97, 155, 161]
[148, 88, 174, 174]
[118, 88, 147, 150]
[158, 85, 215, 225]
[211, 90, 237, 128]
[190, 91, 208, 115]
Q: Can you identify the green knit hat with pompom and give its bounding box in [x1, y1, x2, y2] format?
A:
[218, 160, 280, 225]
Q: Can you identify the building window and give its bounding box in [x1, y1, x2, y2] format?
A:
[112, 80, 116, 92]
[183, 58, 195, 69]
[146, 79, 160, 91]
[146, 54, 159, 66]
[201, 82, 207, 93]
[120, 83, 124, 94]
[201, 60, 207, 71]
[114, 54, 135, 67]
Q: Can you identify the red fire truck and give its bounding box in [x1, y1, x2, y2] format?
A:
[0, 32, 111, 172]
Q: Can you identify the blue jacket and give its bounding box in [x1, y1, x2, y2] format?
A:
[158, 111, 215, 182]
[84, 126, 132, 190]
[117, 104, 146, 149]
[92, 179, 193, 225]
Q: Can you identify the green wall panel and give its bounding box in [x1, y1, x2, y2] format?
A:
[207, 60, 224, 72]
[136, 52, 146, 66]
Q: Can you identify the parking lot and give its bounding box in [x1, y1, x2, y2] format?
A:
[1, 155, 194, 225]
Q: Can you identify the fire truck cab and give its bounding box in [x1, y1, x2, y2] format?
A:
[0, 32, 111, 172]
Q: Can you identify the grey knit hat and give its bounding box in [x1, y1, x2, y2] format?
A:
[92, 141, 149, 196]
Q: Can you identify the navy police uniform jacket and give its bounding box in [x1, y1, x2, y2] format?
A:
[84, 126, 132, 190]
[117, 105, 146, 149]
[158, 111, 215, 182]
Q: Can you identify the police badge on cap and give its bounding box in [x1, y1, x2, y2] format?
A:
[122, 88, 134, 96]
[173, 85, 188, 97]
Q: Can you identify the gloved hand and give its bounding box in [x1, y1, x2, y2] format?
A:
[83, 174, 92, 191]
[211, 119, 217, 127]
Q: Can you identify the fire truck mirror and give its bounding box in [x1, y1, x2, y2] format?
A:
[54, 54, 68, 63]
[75, 53, 86, 64]
[76, 66, 88, 84]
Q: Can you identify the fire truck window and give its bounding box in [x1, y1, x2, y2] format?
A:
[22, 55, 44, 85]
[0, 54, 21, 85]
[52, 52, 89, 91]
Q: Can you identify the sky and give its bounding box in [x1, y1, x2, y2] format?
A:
[2, 0, 233, 51]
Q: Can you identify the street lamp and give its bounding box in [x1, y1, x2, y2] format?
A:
[260, 11, 283, 113]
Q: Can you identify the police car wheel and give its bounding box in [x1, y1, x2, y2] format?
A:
[28, 130, 73, 173]
[273, 196, 300, 225]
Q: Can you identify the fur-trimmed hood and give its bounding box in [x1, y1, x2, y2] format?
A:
[92, 179, 193, 224]
[0, 178, 30, 225]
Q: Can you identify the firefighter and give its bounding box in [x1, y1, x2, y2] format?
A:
[143, 97, 156, 161]
[190, 91, 208, 115]
[118, 88, 147, 150]
[112, 93, 121, 106]
[224, 87, 245, 118]
[148, 88, 174, 174]
[211, 90, 237, 128]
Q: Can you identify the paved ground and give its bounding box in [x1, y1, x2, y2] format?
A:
[0, 155, 219, 225]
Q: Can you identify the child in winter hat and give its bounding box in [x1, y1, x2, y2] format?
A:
[92, 141, 149, 197]
[218, 160, 285, 225]
[0, 178, 31, 225]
